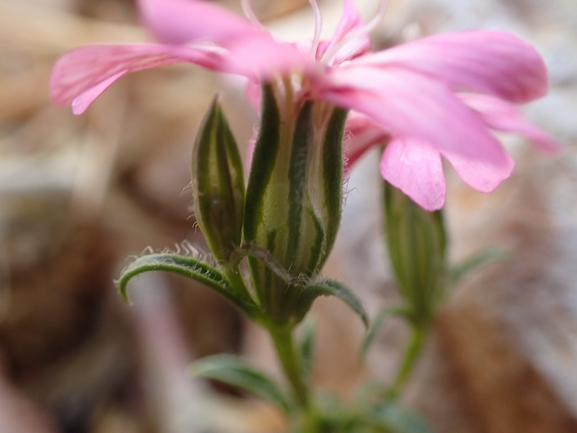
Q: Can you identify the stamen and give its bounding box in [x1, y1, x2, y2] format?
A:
[361, 0, 388, 35]
[241, 0, 265, 29]
[309, 0, 323, 59]
[321, 0, 388, 64]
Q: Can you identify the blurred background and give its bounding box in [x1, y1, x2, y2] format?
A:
[0, 0, 576, 432]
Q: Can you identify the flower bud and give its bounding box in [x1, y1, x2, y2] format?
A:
[383, 181, 447, 327]
[192, 97, 245, 262]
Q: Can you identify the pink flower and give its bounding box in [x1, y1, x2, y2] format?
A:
[50, 0, 557, 210]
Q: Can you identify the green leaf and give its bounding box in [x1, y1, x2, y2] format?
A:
[191, 354, 294, 414]
[450, 246, 511, 287]
[192, 97, 245, 262]
[370, 401, 433, 433]
[116, 253, 258, 318]
[360, 306, 410, 361]
[296, 278, 368, 327]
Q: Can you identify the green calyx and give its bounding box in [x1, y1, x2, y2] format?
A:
[383, 181, 447, 327]
[244, 84, 348, 324]
[118, 88, 364, 329]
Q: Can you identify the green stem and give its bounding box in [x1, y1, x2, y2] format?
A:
[269, 326, 310, 410]
[389, 325, 426, 399]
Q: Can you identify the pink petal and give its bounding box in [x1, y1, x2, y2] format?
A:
[321, 66, 511, 172]
[50, 44, 223, 114]
[139, 0, 309, 79]
[244, 80, 262, 111]
[380, 138, 446, 211]
[441, 144, 514, 193]
[460, 93, 561, 152]
[224, 36, 309, 79]
[345, 112, 390, 165]
[137, 0, 260, 45]
[357, 31, 548, 103]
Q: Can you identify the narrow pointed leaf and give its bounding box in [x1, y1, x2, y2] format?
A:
[297, 279, 368, 327]
[360, 306, 410, 360]
[191, 355, 294, 414]
[369, 401, 433, 433]
[450, 246, 511, 287]
[116, 253, 258, 318]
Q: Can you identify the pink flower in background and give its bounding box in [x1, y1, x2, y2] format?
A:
[50, 0, 557, 210]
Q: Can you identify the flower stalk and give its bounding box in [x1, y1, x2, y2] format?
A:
[388, 324, 427, 399]
[269, 326, 311, 409]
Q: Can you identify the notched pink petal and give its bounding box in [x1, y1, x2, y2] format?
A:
[358, 30, 548, 103]
[138, 0, 261, 45]
[442, 144, 514, 193]
[380, 138, 446, 211]
[50, 44, 222, 114]
[460, 93, 561, 152]
[70, 73, 123, 115]
[321, 66, 510, 172]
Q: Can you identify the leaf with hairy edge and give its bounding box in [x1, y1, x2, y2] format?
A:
[296, 279, 368, 327]
[369, 401, 433, 433]
[116, 254, 259, 318]
[191, 355, 294, 414]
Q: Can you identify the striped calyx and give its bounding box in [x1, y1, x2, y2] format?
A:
[383, 181, 447, 327]
[244, 84, 348, 325]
